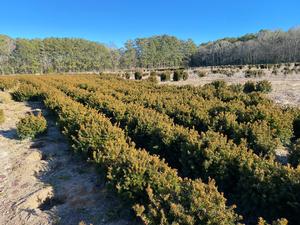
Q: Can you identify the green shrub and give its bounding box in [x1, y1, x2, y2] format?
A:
[172, 70, 188, 81]
[243, 81, 256, 93]
[224, 70, 235, 77]
[289, 139, 300, 167]
[230, 84, 243, 93]
[160, 71, 171, 82]
[150, 71, 157, 77]
[245, 69, 264, 78]
[11, 83, 40, 102]
[173, 70, 183, 81]
[16, 112, 47, 139]
[197, 70, 207, 78]
[78, 83, 88, 90]
[283, 67, 292, 75]
[272, 69, 278, 75]
[258, 217, 288, 225]
[0, 77, 18, 91]
[146, 75, 158, 83]
[182, 71, 189, 80]
[124, 72, 131, 79]
[248, 120, 280, 156]
[134, 71, 142, 80]
[260, 64, 267, 69]
[256, 80, 272, 93]
[0, 109, 4, 124]
[145, 71, 158, 83]
[211, 80, 227, 89]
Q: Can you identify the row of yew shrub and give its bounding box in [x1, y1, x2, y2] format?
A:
[0, 76, 18, 91]
[10, 77, 241, 225]
[60, 75, 300, 168]
[46, 76, 300, 224]
[2, 75, 297, 224]
[75, 76, 295, 158]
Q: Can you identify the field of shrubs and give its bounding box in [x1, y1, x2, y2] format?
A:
[118, 63, 300, 82]
[0, 74, 300, 225]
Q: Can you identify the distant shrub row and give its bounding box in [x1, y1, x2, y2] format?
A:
[243, 80, 272, 93]
[173, 70, 189, 81]
[129, 70, 189, 82]
[245, 69, 265, 78]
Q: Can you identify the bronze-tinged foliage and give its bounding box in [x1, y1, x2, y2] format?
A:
[2, 75, 300, 224]
[256, 80, 272, 93]
[160, 71, 171, 81]
[46, 75, 300, 224]
[16, 112, 47, 139]
[0, 76, 18, 91]
[9, 77, 240, 225]
[173, 70, 183, 81]
[11, 82, 41, 102]
[257, 217, 288, 225]
[134, 71, 143, 80]
[0, 109, 4, 124]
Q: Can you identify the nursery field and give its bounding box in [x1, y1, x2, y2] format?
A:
[0, 74, 300, 225]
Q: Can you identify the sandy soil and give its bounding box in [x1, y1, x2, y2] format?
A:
[0, 92, 137, 225]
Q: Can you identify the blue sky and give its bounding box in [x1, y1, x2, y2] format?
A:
[0, 0, 299, 47]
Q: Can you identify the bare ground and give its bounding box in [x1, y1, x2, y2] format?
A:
[0, 92, 137, 225]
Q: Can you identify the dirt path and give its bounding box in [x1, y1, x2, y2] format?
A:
[0, 92, 136, 225]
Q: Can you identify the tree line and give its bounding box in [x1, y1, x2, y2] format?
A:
[0, 27, 299, 74]
[191, 28, 300, 66]
[0, 36, 117, 74]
